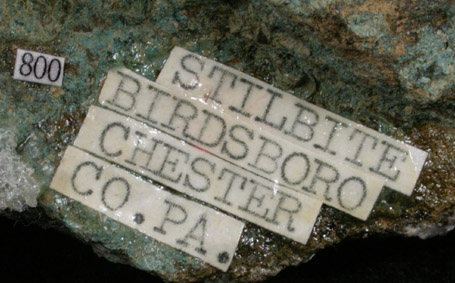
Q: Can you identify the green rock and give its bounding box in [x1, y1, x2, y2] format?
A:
[1, 0, 454, 281]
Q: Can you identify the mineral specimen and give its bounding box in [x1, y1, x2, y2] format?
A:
[1, 0, 455, 281]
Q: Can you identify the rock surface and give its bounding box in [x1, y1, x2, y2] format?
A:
[0, 0, 454, 281]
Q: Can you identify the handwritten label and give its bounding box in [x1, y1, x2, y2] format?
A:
[156, 47, 428, 196]
[74, 106, 322, 242]
[13, 49, 65, 87]
[51, 146, 244, 271]
[97, 68, 384, 220]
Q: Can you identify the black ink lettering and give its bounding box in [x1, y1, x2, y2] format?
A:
[214, 168, 247, 206]
[284, 103, 319, 142]
[161, 97, 198, 132]
[150, 141, 190, 183]
[125, 131, 159, 167]
[184, 109, 226, 147]
[106, 71, 141, 111]
[19, 52, 33, 76]
[248, 136, 283, 174]
[71, 161, 103, 196]
[33, 55, 47, 79]
[136, 85, 171, 124]
[369, 141, 407, 181]
[238, 180, 270, 220]
[133, 213, 145, 224]
[266, 192, 301, 232]
[176, 213, 208, 255]
[48, 58, 62, 82]
[99, 122, 130, 157]
[221, 124, 254, 160]
[172, 54, 205, 90]
[313, 116, 347, 155]
[153, 199, 188, 235]
[254, 88, 287, 130]
[101, 177, 130, 211]
[206, 66, 237, 104]
[345, 128, 379, 167]
[218, 252, 230, 264]
[337, 177, 367, 210]
[281, 152, 310, 186]
[303, 159, 340, 201]
[184, 157, 215, 192]
[228, 78, 263, 118]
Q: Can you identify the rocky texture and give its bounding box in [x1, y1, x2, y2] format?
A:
[0, 0, 454, 281]
[0, 129, 39, 211]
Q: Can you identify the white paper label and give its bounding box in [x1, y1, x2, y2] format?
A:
[51, 146, 244, 271]
[13, 49, 65, 87]
[74, 106, 322, 242]
[156, 47, 428, 196]
[97, 69, 384, 220]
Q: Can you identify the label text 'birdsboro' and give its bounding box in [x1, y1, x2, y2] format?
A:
[98, 68, 385, 220]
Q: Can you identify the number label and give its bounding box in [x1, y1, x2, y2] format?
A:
[13, 49, 65, 87]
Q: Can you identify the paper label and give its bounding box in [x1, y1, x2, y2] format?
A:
[74, 106, 322, 242]
[156, 47, 428, 196]
[13, 49, 65, 87]
[98, 68, 384, 219]
[97, 69, 384, 220]
[51, 146, 244, 271]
